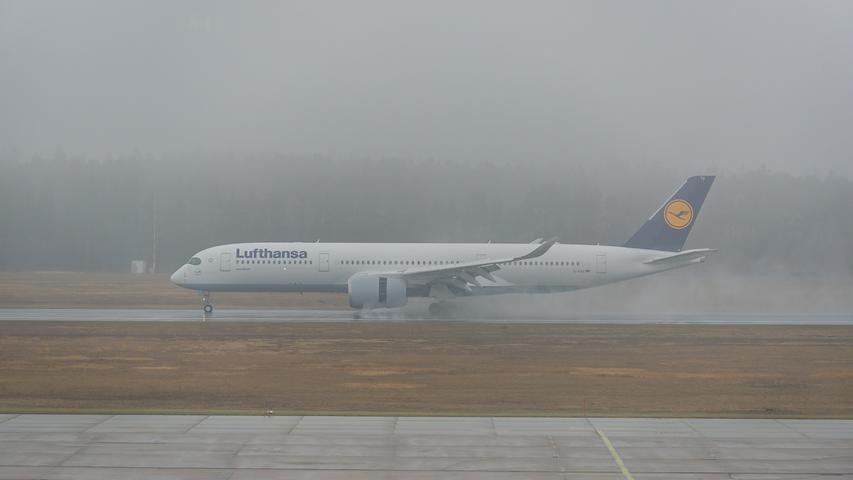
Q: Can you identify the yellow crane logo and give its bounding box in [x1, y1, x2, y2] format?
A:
[664, 199, 694, 229]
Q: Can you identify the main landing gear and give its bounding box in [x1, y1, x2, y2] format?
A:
[428, 301, 459, 318]
[200, 291, 213, 314]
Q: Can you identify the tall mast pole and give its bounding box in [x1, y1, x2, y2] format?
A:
[152, 197, 157, 274]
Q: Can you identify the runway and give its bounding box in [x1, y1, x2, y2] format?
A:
[1, 308, 852, 324]
[0, 414, 850, 479]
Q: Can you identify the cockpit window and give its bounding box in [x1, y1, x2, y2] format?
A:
[188, 257, 202, 266]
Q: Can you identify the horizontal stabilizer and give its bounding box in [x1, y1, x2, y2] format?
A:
[644, 248, 717, 265]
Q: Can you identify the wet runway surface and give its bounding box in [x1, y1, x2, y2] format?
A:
[0, 308, 852, 324]
[0, 414, 850, 479]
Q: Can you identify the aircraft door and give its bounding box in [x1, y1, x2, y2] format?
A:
[319, 252, 330, 272]
[595, 253, 607, 274]
[220, 252, 231, 272]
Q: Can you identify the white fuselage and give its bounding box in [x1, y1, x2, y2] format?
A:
[170, 242, 698, 296]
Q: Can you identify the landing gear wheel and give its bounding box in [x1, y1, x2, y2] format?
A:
[200, 291, 213, 315]
[428, 302, 457, 318]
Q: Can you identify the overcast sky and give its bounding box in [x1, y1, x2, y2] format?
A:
[1, 0, 851, 175]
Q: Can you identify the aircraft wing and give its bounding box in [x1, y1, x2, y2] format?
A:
[643, 248, 717, 265]
[386, 238, 558, 292]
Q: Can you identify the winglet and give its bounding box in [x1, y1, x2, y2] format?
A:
[514, 237, 558, 261]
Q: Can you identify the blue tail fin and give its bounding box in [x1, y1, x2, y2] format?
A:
[623, 176, 715, 252]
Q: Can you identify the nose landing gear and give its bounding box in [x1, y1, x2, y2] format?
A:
[200, 291, 213, 314]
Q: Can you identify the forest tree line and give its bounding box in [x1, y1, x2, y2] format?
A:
[0, 152, 851, 275]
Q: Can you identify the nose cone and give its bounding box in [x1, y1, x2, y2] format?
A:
[170, 267, 184, 286]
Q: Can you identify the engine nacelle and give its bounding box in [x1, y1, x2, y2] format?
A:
[348, 273, 408, 309]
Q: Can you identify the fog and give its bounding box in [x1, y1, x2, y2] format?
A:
[2, 1, 852, 175]
[1, 2, 851, 294]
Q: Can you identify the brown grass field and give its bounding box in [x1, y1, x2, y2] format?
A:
[0, 321, 851, 417]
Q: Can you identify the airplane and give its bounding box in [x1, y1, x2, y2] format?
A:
[171, 176, 715, 314]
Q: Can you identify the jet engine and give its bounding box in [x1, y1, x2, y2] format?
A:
[347, 273, 407, 309]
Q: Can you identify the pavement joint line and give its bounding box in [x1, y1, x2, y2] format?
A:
[182, 415, 209, 434]
[773, 418, 811, 439]
[81, 414, 114, 434]
[593, 425, 635, 480]
[56, 443, 89, 467]
[0, 414, 19, 424]
[232, 425, 254, 461]
[680, 418, 704, 438]
[285, 416, 303, 435]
